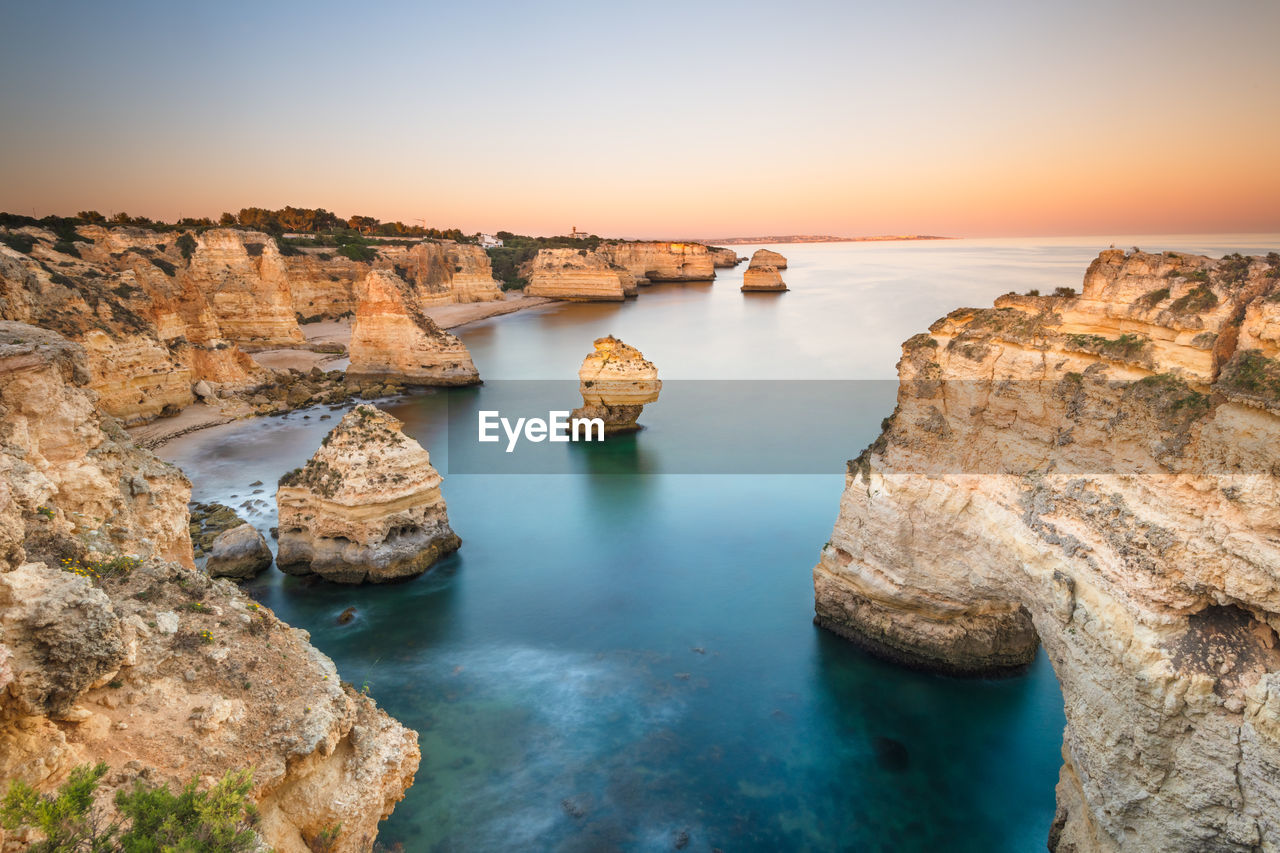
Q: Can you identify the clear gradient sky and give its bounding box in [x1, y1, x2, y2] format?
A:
[1, 0, 1277, 238]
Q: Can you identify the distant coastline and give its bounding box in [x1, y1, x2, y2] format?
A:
[692, 234, 954, 245]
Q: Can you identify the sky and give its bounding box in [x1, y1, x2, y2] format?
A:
[1, 0, 1277, 238]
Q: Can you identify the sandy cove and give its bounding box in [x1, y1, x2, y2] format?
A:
[128, 293, 553, 448]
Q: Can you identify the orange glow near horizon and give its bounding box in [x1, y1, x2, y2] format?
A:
[1, 2, 1278, 240]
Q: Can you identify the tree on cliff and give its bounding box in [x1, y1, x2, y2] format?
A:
[348, 214, 380, 234]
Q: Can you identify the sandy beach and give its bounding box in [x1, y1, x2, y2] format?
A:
[127, 292, 554, 448]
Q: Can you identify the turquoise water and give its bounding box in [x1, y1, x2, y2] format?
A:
[160, 235, 1279, 852]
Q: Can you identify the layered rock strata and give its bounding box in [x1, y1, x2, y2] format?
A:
[813, 249, 1280, 851]
[347, 268, 480, 385]
[525, 249, 632, 301]
[276, 404, 460, 583]
[571, 335, 662, 433]
[750, 248, 788, 269]
[0, 223, 501, 423]
[742, 265, 787, 292]
[0, 322, 192, 567]
[183, 229, 306, 347]
[597, 241, 716, 284]
[0, 323, 419, 852]
[709, 246, 742, 267]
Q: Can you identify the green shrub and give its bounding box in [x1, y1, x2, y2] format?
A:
[2, 764, 259, 853]
[1169, 284, 1218, 314]
[1139, 287, 1170, 307]
[1065, 333, 1147, 359]
[176, 232, 197, 260]
[1218, 252, 1251, 284]
[1025, 289, 1040, 296]
[52, 240, 81, 258]
[1219, 350, 1280, 403]
[338, 243, 376, 262]
[1053, 286, 1076, 297]
[0, 232, 36, 254]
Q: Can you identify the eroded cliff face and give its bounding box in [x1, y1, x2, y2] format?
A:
[183, 229, 306, 347]
[0, 223, 496, 424]
[571, 335, 662, 433]
[597, 241, 716, 284]
[0, 322, 192, 568]
[276, 404, 460, 583]
[525, 249, 631, 301]
[708, 247, 742, 268]
[813, 249, 1280, 851]
[348, 269, 480, 385]
[0, 323, 420, 852]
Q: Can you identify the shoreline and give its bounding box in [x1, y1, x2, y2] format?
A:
[127, 293, 554, 449]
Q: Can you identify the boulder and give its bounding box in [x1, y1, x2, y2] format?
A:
[206, 523, 273, 579]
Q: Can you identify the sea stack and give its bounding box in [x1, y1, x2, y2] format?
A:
[741, 249, 788, 292]
[525, 249, 633, 301]
[571, 336, 662, 433]
[348, 268, 481, 385]
[276, 404, 460, 583]
[751, 248, 788, 269]
[813, 249, 1280, 850]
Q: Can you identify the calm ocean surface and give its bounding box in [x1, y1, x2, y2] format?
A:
[160, 234, 1279, 852]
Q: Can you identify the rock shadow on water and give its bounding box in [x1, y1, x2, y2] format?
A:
[809, 628, 1063, 850]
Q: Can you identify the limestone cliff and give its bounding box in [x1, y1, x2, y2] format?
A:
[0, 324, 419, 852]
[0, 322, 192, 568]
[347, 268, 481, 385]
[376, 241, 504, 306]
[525, 249, 632, 301]
[284, 250, 367, 321]
[0, 223, 500, 424]
[276, 404, 460, 583]
[571, 335, 662, 433]
[813, 249, 1280, 850]
[708, 246, 742, 268]
[597, 241, 716, 284]
[182, 229, 305, 347]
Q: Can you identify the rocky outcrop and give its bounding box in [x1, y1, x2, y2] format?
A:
[708, 246, 742, 267]
[813, 249, 1280, 851]
[0, 322, 192, 568]
[284, 250, 367, 321]
[182, 229, 305, 347]
[525, 249, 632, 301]
[376, 241, 504, 306]
[741, 249, 789, 291]
[742, 265, 787, 292]
[597, 241, 716, 284]
[571, 336, 662, 433]
[0, 560, 419, 853]
[206, 523, 273, 579]
[347, 268, 480, 385]
[0, 323, 419, 852]
[276, 404, 460, 583]
[0, 224, 504, 424]
[750, 248, 788, 269]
